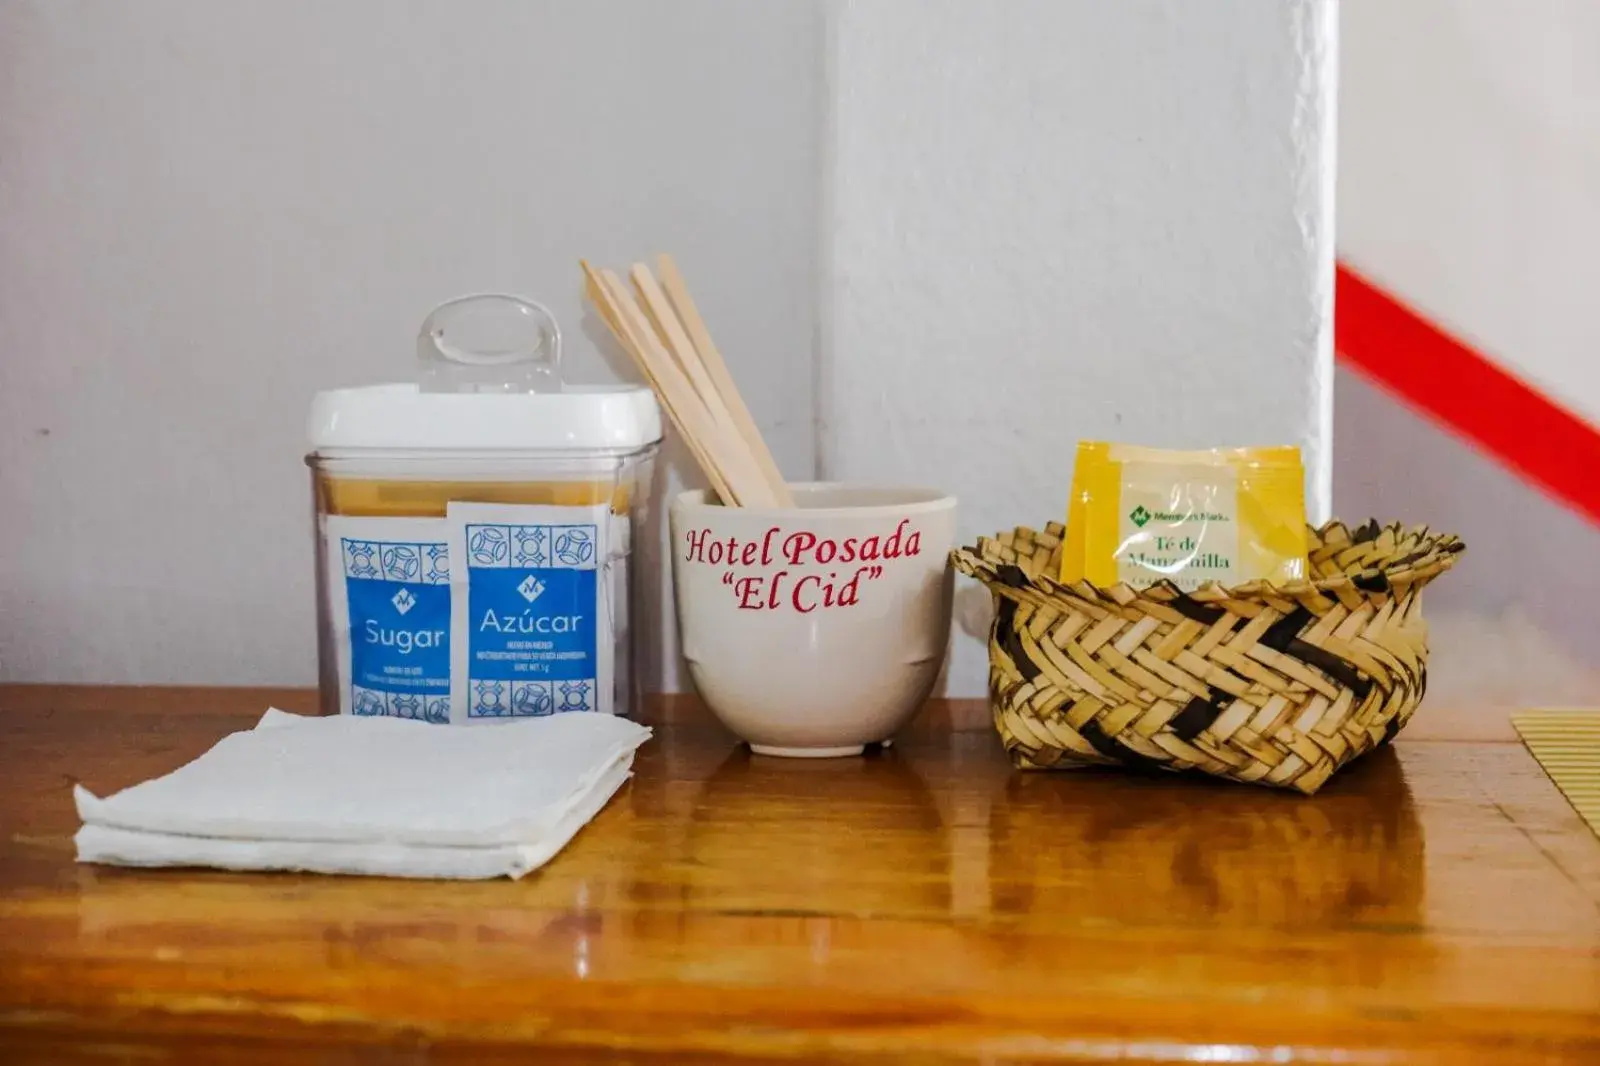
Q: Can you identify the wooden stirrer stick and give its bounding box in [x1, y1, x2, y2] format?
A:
[628, 264, 779, 506]
[600, 268, 774, 507]
[655, 254, 794, 507]
[580, 261, 739, 505]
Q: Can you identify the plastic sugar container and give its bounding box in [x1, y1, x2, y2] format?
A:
[306, 294, 662, 724]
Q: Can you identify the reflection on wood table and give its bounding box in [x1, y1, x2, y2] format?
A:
[1, 686, 1597, 1064]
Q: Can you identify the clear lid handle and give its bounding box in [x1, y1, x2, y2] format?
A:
[416, 293, 562, 394]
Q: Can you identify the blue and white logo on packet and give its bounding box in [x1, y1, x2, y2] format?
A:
[340, 537, 451, 724]
[459, 519, 601, 718]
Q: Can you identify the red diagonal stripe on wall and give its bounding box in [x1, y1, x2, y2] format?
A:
[1336, 262, 1600, 528]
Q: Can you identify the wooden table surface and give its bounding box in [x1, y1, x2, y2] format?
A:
[1, 686, 1598, 1064]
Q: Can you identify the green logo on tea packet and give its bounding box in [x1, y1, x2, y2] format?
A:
[1129, 505, 1152, 528]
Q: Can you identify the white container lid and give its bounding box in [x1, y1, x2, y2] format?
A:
[308, 293, 662, 454]
[308, 382, 662, 453]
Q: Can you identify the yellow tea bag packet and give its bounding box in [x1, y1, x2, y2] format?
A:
[1060, 442, 1308, 591]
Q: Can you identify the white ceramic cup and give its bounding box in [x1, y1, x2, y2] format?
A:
[669, 483, 957, 757]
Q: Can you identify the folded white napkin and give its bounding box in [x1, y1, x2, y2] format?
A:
[74, 708, 651, 880]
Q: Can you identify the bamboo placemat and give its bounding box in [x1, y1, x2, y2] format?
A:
[1511, 710, 1600, 838]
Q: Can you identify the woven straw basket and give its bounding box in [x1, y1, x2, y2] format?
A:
[951, 520, 1464, 794]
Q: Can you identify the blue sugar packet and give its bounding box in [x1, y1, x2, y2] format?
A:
[446, 501, 614, 722]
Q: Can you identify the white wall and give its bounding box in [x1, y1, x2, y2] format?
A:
[1, 1, 1338, 695]
[0, 0, 821, 685]
[1339, 0, 1600, 423]
[1335, 0, 1600, 707]
[1334, 369, 1600, 707]
[823, 0, 1338, 695]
